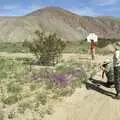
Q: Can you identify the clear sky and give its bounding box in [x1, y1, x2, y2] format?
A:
[0, 0, 120, 17]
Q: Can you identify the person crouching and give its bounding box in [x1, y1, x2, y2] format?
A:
[100, 59, 114, 88]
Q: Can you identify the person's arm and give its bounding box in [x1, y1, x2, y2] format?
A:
[100, 65, 108, 78]
[115, 51, 119, 59]
[100, 65, 106, 78]
[115, 51, 120, 64]
[102, 70, 105, 78]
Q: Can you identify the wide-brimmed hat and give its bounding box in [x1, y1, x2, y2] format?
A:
[103, 58, 111, 64]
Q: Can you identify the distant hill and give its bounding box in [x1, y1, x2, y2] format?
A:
[0, 6, 120, 42]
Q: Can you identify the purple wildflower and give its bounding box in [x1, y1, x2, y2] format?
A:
[55, 74, 66, 82]
[55, 73, 73, 85]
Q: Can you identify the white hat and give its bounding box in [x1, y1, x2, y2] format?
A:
[87, 33, 98, 43]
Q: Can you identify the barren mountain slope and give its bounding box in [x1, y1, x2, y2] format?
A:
[0, 7, 120, 42]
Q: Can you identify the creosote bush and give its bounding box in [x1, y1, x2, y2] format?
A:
[23, 30, 66, 66]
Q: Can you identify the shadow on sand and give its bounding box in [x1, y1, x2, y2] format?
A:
[86, 78, 115, 98]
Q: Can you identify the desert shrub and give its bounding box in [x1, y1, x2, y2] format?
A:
[38, 110, 46, 119]
[29, 60, 87, 89]
[18, 102, 32, 114]
[55, 61, 87, 81]
[97, 37, 119, 48]
[0, 58, 28, 81]
[46, 106, 53, 115]
[7, 82, 22, 93]
[23, 30, 66, 66]
[34, 61, 88, 94]
[30, 84, 37, 91]
[52, 86, 74, 98]
[36, 92, 47, 105]
[34, 103, 53, 118]
[2, 94, 22, 105]
[8, 111, 16, 119]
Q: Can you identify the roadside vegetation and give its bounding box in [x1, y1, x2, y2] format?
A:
[0, 56, 94, 119]
[0, 30, 98, 119]
[0, 37, 119, 54]
[0, 30, 117, 119]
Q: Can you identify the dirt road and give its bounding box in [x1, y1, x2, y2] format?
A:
[44, 66, 120, 120]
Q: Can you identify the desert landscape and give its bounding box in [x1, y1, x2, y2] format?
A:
[0, 3, 120, 120]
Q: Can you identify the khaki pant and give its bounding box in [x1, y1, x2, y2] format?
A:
[114, 66, 120, 94]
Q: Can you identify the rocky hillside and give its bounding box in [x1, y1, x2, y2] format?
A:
[0, 6, 120, 42]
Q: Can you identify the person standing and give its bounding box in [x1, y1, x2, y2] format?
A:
[89, 40, 97, 60]
[113, 43, 120, 99]
[87, 33, 98, 60]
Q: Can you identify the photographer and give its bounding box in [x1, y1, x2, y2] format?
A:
[100, 59, 114, 88]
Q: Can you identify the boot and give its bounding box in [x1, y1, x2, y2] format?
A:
[106, 82, 114, 88]
[109, 82, 115, 88]
[109, 84, 115, 88]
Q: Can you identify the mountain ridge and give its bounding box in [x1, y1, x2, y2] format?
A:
[0, 6, 120, 42]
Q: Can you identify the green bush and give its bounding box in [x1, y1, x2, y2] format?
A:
[7, 82, 22, 93]
[97, 37, 119, 48]
[2, 94, 22, 105]
[23, 30, 66, 66]
[8, 111, 16, 119]
[36, 92, 47, 105]
[18, 102, 32, 114]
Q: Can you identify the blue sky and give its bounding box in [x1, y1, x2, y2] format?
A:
[0, 0, 120, 17]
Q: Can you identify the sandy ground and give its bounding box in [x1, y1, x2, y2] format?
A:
[0, 52, 107, 62]
[44, 71, 120, 120]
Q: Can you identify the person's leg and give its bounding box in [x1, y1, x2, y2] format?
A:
[107, 82, 115, 88]
[114, 67, 120, 98]
[91, 49, 93, 60]
[93, 48, 96, 59]
[117, 67, 120, 95]
[91, 49, 95, 60]
[114, 67, 118, 93]
[106, 72, 114, 88]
